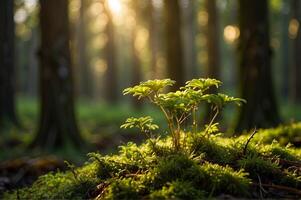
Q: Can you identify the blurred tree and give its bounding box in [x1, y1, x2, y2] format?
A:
[77, 0, 93, 98]
[290, 0, 301, 103]
[102, 0, 118, 103]
[280, 1, 290, 100]
[164, 0, 184, 90]
[182, 0, 198, 79]
[0, 0, 19, 129]
[205, 0, 220, 81]
[148, 0, 159, 79]
[130, 0, 143, 108]
[31, 0, 83, 149]
[204, 0, 220, 124]
[235, 0, 280, 133]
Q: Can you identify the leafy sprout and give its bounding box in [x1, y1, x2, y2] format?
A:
[121, 116, 159, 138]
[183, 78, 222, 91]
[202, 93, 246, 109]
[123, 79, 175, 100]
[122, 78, 246, 151]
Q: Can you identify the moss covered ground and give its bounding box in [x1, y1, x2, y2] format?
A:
[3, 124, 301, 199]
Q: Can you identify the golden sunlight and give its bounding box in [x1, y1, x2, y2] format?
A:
[223, 25, 240, 44]
[289, 18, 299, 39]
[108, 0, 122, 15]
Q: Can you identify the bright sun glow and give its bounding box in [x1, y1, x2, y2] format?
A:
[224, 25, 240, 44]
[108, 0, 122, 15]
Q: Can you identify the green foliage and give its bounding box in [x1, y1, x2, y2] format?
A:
[121, 116, 159, 138]
[183, 78, 221, 91]
[123, 78, 245, 150]
[123, 79, 175, 99]
[5, 81, 301, 199]
[4, 129, 301, 199]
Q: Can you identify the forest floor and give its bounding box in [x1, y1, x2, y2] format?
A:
[1, 98, 301, 198]
[2, 123, 301, 199]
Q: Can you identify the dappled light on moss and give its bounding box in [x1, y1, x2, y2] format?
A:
[4, 127, 301, 199]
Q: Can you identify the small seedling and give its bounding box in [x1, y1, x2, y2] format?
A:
[122, 78, 246, 151]
[120, 116, 159, 138]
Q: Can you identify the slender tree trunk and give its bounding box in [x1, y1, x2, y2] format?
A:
[235, 0, 280, 133]
[131, 1, 142, 108]
[27, 29, 39, 96]
[204, 0, 221, 124]
[148, 0, 159, 79]
[205, 0, 220, 81]
[280, 2, 290, 100]
[103, 0, 118, 103]
[164, 0, 184, 90]
[182, 0, 198, 79]
[77, 0, 93, 98]
[290, 0, 301, 103]
[0, 0, 19, 129]
[31, 0, 83, 149]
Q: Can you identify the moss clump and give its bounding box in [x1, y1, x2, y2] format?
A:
[104, 178, 142, 200]
[251, 123, 301, 147]
[149, 181, 205, 200]
[4, 126, 301, 199]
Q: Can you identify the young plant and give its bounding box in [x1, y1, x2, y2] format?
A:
[120, 116, 159, 138]
[122, 78, 245, 151]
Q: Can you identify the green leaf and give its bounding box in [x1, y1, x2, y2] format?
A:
[183, 78, 222, 92]
[121, 116, 159, 132]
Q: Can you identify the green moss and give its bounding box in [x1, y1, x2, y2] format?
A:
[252, 123, 301, 147]
[104, 178, 142, 200]
[4, 126, 301, 199]
[149, 181, 205, 200]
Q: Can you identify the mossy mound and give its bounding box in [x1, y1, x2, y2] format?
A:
[250, 122, 301, 147]
[4, 128, 301, 199]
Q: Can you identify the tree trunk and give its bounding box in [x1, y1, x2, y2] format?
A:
[290, 0, 301, 103]
[0, 0, 19, 129]
[31, 0, 83, 149]
[235, 0, 280, 133]
[204, 0, 221, 124]
[182, 0, 198, 79]
[77, 0, 93, 98]
[148, 0, 159, 79]
[205, 0, 220, 80]
[164, 0, 184, 90]
[102, 0, 118, 103]
[131, 1, 142, 108]
[280, 1, 290, 100]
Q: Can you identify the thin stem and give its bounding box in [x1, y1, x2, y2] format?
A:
[204, 106, 219, 136]
[192, 107, 197, 134]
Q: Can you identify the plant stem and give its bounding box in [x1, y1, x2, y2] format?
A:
[192, 107, 197, 134]
[204, 106, 219, 135]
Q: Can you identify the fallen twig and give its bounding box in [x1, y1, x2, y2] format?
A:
[243, 128, 257, 155]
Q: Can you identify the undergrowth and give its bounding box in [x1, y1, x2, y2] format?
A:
[4, 79, 301, 199]
[4, 132, 301, 199]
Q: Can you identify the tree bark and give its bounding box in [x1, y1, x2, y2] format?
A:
[182, 0, 198, 79]
[102, 0, 118, 103]
[280, 1, 290, 100]
[164, 0, 184, 90]
[0, 0, 19, 129]
[204, 0, 221, 124]
[290, 0, 301, 103]
[235, 0, 280, 133]
[31, 0, 83, 149]
[205, 0, 220, 81]
[77, 0, 93, 98]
